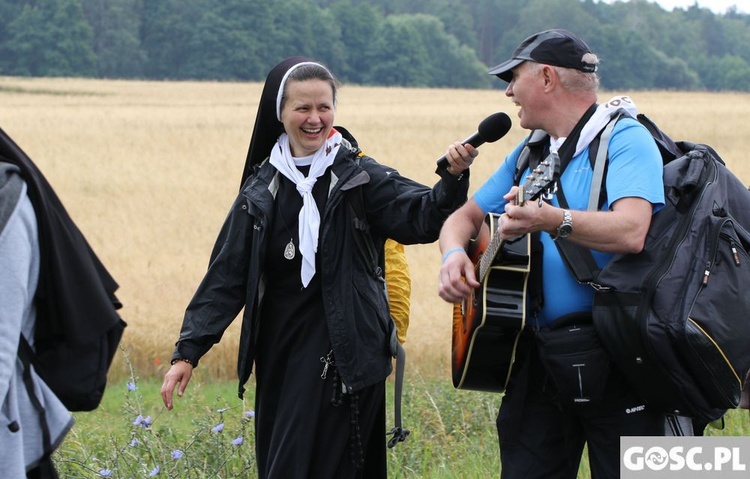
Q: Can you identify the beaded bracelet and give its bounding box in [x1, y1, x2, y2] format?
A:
[441, 247, 466, 264]
[171, 357, 194, 366]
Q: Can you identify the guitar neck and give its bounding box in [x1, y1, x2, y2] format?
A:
[477, 189, 528, 283]
[477, 233, 501, 283]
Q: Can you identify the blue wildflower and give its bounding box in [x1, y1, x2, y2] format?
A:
[133, 414, 153, 428]
[232, 436, 244, 445]
[211, 423, 225, 433]
[126, 382, 136, 391]
[217, 407, 230, 413]
[129, 438, 140, 447]
[148, 465, 160, 476]
[171, 449, 184, 460]
[99, 469, 112, 477]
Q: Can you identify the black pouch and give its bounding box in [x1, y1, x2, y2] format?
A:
[536, 312, 611, 408]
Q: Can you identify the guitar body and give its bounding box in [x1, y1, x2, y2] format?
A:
[452, 214, 531, 392]
[449, 150, 557, 393]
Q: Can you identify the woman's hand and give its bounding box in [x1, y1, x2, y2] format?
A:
[443, 142, 478, 176]
[160, 360, 194, 410]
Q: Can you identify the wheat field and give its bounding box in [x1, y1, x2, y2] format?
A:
[2, 76, 750, 383]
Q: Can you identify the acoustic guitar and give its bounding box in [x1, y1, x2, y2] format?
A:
[452, 153, 559, 392]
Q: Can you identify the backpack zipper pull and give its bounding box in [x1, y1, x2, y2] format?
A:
[731, 242, 741, 265]
[703, 261, 711, 285]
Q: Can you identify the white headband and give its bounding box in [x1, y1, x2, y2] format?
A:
[275, 61, 322, 121]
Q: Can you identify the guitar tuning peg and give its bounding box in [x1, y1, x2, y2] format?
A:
[541, 182, 557, 201]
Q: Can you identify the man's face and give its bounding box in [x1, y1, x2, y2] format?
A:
[505, 62, 545, 131]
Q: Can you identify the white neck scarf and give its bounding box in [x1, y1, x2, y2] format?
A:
[269, 130, 342, 287]
[568, 95, 638, 157]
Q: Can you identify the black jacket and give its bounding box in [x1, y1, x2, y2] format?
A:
[173, 138, 469, 398]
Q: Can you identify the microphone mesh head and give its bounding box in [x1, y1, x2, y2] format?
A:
[478, 112, 512, 142]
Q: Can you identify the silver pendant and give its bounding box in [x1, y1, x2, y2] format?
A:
[283, 239, 295, 260]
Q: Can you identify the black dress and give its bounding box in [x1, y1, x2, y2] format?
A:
[253, 170, 387, 479]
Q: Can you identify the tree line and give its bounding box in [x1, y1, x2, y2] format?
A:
[1, 0, 749, 91]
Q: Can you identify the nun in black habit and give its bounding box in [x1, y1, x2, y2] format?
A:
[161, 57, 476, 478]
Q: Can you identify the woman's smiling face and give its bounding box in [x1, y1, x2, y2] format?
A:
[279, 79, 335, 157]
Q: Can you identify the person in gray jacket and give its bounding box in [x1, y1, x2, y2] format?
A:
[160, 57, 475, 478]
[0, 162, 74, 478]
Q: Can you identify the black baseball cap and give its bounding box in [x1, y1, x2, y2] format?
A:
[489, 29, 598, 82]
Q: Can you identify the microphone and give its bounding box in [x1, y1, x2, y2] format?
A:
[436, 112, 512, 170]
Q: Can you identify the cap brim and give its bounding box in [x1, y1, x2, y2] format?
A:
[488, 58, 524, 82]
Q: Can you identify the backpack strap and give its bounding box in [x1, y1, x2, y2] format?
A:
[636, 113, 681, 161]
[18, 336, 53, 455]
[387, 342, 410, 448]
[348, 156, 384, 279]
[587, 113, 621, 211]
[347, 154, 410, 448]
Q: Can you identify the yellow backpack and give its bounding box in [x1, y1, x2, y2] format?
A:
[385, 239, 411, 344]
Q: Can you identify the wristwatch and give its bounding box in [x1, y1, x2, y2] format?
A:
[552, 209, 573, 240]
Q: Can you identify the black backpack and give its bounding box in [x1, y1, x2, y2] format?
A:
[0, 127, 125, 416]
[518, 113, 750, 423]
[592, 115, 750, 423]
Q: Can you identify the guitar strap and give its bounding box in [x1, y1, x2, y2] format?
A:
[547, 104, 603, 284]
[554, 187, 600, 284]
[553, 104, 598, 172]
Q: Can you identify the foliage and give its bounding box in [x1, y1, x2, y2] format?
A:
[54, 349, 256, 478]
[0, 0, 96, 77]
[52, 352, 505, 477]
[82, 0, 145, 78]
[53, 347, 750, 478]
[53, 363, 505, 477]
[0, 0, 749, 90]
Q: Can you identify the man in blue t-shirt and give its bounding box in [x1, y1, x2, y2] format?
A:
[437, 29, 666, 479]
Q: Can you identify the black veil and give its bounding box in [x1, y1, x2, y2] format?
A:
[240, 56, 313, 189]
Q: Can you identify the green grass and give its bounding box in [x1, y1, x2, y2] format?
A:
[53, 369, 505, 478]
[53, 369, 750, 478]
[54, 378, 256, 478]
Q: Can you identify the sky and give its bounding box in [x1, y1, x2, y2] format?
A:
[653, 0, 748, 13]
[607, 0, 749, 14]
